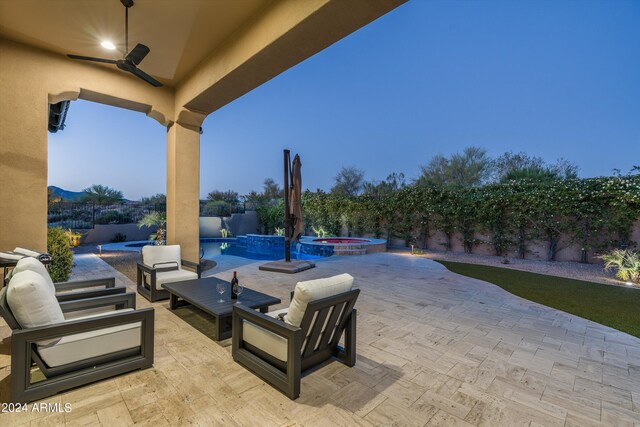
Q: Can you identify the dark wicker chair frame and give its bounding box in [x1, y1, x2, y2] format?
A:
[0, 285, 154, 403]
[232, 288, 359, 399]
[136, 259, 201, 302]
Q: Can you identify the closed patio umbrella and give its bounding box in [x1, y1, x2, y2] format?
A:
[289, 154, 304, 242]
[260, 149, 314, 272]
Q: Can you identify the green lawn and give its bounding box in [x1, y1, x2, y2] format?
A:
[435, 261, 640, 338]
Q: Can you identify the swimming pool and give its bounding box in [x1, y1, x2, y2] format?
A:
[101, 234, 386, 260]
[106, 238, 323, 261]
[202, 238, 322, 260]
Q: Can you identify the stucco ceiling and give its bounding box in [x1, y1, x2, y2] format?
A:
[0, 0, 271, 87]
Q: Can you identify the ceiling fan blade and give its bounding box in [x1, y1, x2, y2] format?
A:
[129, 67, 163, 87]
[125, 43, 150, 66]
[67, 54, 118, 64]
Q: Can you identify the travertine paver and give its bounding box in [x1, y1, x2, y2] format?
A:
[1, 252, 639, 426]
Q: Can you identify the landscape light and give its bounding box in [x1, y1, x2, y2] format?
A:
[100, 40, 116, 50]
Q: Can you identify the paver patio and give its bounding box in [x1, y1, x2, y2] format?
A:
[1, 252, 639, 426]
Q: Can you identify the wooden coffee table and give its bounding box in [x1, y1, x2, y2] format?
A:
[163, 277, 281, 341]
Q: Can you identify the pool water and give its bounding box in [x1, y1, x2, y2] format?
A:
[122, 238, 323, 261]
[200, 239, 322, 261]
[107, 234, 385, 261]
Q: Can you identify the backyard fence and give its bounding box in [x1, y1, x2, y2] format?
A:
[48, 202, 167, 229]
[48, 201, 246, 229]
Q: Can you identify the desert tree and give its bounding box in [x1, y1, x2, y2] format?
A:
[416, 146, 492, 187]
[80, 184, 124, 204]
[331, 166, 365, 197]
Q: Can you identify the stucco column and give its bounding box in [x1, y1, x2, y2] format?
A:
[166, 122, 200, 262]
[0, 87, 48, 252]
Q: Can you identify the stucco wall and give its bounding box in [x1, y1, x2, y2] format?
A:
[81, 224, 156, 244]
[200, 211, 258, 238]
[226, 210, 259, 236]
[632, 223, 640, 250]
[69, 211, 257, 244]
[199, 217, 224, 238]
[0, 38, 173, 253]
[382, 219, 640, 263]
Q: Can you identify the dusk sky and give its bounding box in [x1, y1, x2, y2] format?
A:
[48, 0, 640, 200]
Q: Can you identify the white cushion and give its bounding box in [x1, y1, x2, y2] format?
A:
[14, 247, 42, 257]
[7, 271, 64, 329]
[154, 269, 198, 290]
[284, 274, 354, 327]
[142, 245, 181, 269]
[8, 257, 55, 293]
[38, 309, 141, 367]
[0, 252, 25, 261]
[7, 270, 65, 345]
[242, 309, 289, 362]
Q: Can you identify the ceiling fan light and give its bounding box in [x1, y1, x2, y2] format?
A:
[100, 40, 116, 50]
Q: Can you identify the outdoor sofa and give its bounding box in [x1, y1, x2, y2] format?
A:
[0, 257, 154, 403]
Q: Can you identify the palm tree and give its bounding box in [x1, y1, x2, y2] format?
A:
[81, 184, 124, 204]
[138, 211, 166, 245]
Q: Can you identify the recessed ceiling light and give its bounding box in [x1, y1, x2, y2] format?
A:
[100, 41, 116, 50]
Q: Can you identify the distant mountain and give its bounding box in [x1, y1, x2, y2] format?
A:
[48, 186, 84, 201]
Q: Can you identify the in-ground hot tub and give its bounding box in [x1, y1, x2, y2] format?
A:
[299, 236, 386, 256]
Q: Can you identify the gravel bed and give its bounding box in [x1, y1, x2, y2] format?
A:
[390, 248, 625, 287]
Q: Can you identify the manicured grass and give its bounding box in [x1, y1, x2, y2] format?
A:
[436, 260, 640, 338]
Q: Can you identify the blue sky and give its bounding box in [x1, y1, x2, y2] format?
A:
[49, 0, 640, 200]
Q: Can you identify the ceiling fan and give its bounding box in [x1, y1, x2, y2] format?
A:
[67, 0, 162, 87]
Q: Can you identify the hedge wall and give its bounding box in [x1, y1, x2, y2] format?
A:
[256, 175, 640, 261]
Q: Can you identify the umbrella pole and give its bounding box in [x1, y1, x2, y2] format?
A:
[284, 149, 291, 262]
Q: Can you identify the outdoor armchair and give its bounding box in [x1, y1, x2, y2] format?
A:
[0, 269, 154, 403]
[136, 244, 202, 302]
[232, 273, 359, 399]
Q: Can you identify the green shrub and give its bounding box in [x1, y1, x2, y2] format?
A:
[65, 229, 82, 247]
[47, 227, 73, 282]
[601, 249, 640, 284]
[112, 232, 127, 242]
[255, 200, 284, 234]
